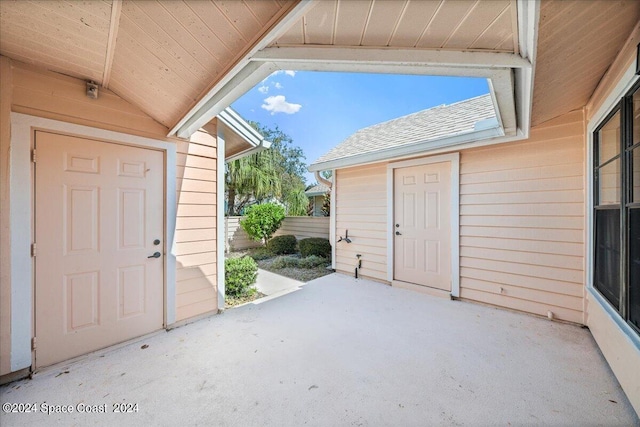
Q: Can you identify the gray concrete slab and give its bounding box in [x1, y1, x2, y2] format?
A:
[1, 274, 638, 426]
[255, 268, 304, 297]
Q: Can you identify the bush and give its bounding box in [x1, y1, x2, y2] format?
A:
[240, 203, 285, 244]
[247, 247, 272, 261]
[298, 255, 330, 269]
[299, 238, 331, 258]
[225, 257, 258, 298]
[267, 234, 297, 255]
[271, 255, 300, 269]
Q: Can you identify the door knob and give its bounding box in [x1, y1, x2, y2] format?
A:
[153, 239, 161, 245]
[148, 252, 161, 259]
[395, 231, 402, 235]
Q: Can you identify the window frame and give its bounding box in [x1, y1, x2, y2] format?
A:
[592, 79, 640, 336]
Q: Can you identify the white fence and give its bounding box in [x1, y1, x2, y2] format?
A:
[226, 216, 330, 252]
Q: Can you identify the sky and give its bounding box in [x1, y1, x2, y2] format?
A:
[231, 71, 489, 184]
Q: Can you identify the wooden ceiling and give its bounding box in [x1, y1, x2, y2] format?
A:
[0, 0, 295, 129]
[2, 0, 639, 137]
[273, 0, 518, 52]
[531, 0, 640, 126]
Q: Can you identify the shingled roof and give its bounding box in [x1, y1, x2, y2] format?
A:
[309, 94, 499, 171]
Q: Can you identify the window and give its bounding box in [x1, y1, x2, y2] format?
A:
[593, 81, 640, 335]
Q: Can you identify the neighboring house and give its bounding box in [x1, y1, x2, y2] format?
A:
[305, 181, 331, 217]
[0, 0, 638, 415]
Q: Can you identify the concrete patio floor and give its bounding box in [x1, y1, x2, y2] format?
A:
[1, 274, 638, 426]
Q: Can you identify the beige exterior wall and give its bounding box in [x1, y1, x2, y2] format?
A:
[584, 24, 640, 415]
[335, 163, 388, 282]
[459, 110, 585, 324]
[226, 216, 263, 252]
[175, 129, 218, 322]
[275, 216, 330, 240]
[0, 57, 221, 374]
[226, 216, 331, 252]
[334, 110, 586, 323]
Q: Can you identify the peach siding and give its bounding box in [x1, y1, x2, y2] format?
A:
[225, 216, 262, 252]
[584, 25, 640, 414]
[175, 129, 218, 322]
[333, 110, 586, 323]
[1, 57, 174, 376]
[335, 163, 388, 282]
[460, 110, 585, 323]
[274, 216, 330, 240]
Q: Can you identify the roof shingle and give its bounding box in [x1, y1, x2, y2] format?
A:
[311, 94, 496, 167]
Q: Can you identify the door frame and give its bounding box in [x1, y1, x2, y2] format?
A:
[9, 112, 177, 372]
[386, 152, 460, 297]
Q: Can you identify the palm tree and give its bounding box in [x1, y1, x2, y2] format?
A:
[225, 150, 280, 216]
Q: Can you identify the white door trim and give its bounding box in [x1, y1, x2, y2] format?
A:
[9, 112, 177, 372]
[387, 153, 460, 297]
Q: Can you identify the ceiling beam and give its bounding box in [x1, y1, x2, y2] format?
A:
[102, 0, 122, 89]
[171, 0, 315, 138]
[250, 46, 531, 69]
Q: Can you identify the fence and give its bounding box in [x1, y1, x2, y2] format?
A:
[225, 216, 330, 252]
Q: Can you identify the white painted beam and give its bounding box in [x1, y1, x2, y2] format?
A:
[102, 0, 122, 89]
[251, 46, 531, 69]
[170, 0, 315, 138]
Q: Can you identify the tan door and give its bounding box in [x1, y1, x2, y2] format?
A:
[35, 131, 164, 368]
[394, 162, 451, 291]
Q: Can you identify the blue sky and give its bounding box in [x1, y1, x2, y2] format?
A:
[231, 71, 488, 184]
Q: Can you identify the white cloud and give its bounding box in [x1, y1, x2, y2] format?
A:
[261, 95, 302, 115]
[258, 85, 269, 94]
[274, 82, 283, 89]
[272, 70, 297, 78]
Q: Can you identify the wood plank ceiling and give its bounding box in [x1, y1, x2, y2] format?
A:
[531, 0, 640, 126]
[0, 0, 294, 130]
[273, 0, 518, 53]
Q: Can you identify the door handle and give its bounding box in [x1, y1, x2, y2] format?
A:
[148, 252, 161, 259]
[395, 231, 402, 235]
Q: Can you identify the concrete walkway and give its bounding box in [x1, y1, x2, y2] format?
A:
[1, 274, 638, 426]
[255, 268, 304, 297]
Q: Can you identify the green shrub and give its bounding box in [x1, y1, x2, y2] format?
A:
[271, 255, 300, 269]
[267, 234, 297, 255]
[225, 256, 258, 298]
[240, 203, 285, 244]
[299, 238, 331, 258]
[247, 247, 272, 261]
[298, 255, 330, 269]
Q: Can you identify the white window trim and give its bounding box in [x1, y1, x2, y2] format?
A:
[586, 62, 640, 348]
[386, 153, 460, 297]
[9, 113, 177, 371]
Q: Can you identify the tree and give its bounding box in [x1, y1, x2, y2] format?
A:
[240, 203, 285, 244]
[225, 122, 309, 216]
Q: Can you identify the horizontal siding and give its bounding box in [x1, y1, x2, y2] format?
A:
[175, 128, 218, 322]
[226, 217, 262, 251]
[459, 109, 585, 323]
[227, 216, 331, 251]
[274, 216, 330, 240]
[335, 163, 388, 282]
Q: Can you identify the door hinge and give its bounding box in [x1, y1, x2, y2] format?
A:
[31, 337, 36, 350]
[31, 149, 36, 163]
[31, 243, 36, 257]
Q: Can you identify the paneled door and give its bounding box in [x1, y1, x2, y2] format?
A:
[35, 131, 164, 368]
[394, 162, 451, 291]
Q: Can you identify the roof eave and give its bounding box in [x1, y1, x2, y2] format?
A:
[308, 125, 505, 172]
